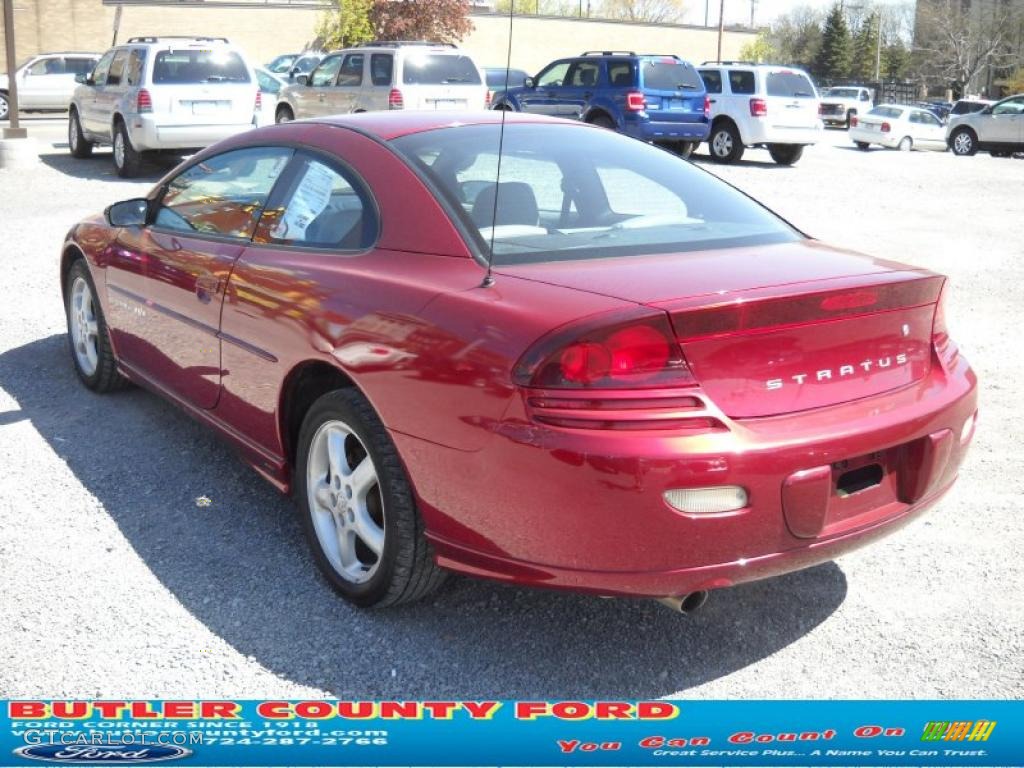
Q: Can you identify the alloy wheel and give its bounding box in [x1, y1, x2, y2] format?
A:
[306, 420, 385, 585]
[69, 117, 78, 152]
[69, 276, 99, 376]
[953, 131, 973, 155]
[712, 130, 733, 157]
[113, 131, 125, 169]
[0, 94, 8, 121]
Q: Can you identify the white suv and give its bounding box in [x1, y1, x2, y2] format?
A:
[68, 36, 260, 177]
[276, 41, 487, 122]
[946, 93, 1024, 157]
[697, 62, 822, 165]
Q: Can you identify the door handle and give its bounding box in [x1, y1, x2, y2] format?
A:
[195, 275, 222, 303]
[709, 98, 717, 104]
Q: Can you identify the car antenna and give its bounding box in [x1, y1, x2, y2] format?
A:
[482, 0, 515, 289]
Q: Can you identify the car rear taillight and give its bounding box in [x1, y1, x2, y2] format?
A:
[626, 91, 646, 112]
[136, 89, 153, 114]
[932, 282, 959, 370]
[817, 103, 824, 116]
[850, 115, 858, 127]
[388, 88, 404, 110]
[703, 95, 711, 118]
[255, 90, 262, 111]
[514, 311, 695, 389]
[881, 121, 891, 133]
[750, 97, 767, 117]
[485, 89, 493, 108]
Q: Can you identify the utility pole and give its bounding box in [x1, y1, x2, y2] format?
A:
[874, 7, 883, 81]
[2, 0, 25, 138]
[705, 0, 709, 27]
[717, 0, 725, 62]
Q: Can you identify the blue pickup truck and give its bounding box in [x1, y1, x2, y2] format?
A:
[492, 51, 710, 156]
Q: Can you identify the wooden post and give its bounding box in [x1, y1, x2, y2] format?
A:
[716, 0, 725, 62]
[3, 0, 25, 135]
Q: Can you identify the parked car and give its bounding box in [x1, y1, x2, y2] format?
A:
[484, 65, 529, 104]
[255, 66, 286, 126]
[0, 52, 100, 120]
[849, 104, 948, 152]
[266, 53, 298, 75]
[949, 98, 993, 116]
[819, 85, 872, 128]
[697, 62, 821, 165]
[285, 52, 324, 82]
[61, 111, 976, 608]
[276, 41, 487, 122]
[493, 51, 710, 156]
[68, 36, 260, 177]
[947, 93, 1024, 157]
[916, 100, 952, 121]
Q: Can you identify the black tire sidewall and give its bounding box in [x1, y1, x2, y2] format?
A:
[294, 390, 411, 607]
[952, 129, 975, 156]
[710, 124, 741, 163]
[69, 110, 93, 158]
[114, 121, 141, 177]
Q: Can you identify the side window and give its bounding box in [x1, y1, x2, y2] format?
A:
[727, 70, 755, 95]
[993, 97, 1024, 115]
[310, 55, 343, 87]
[91, 50, 115, 86]
[26, 58, 53, 76]
[259, 154, 376, 250]
[155, 147, 294, 240]
[370, 54, 393, 86]
[606, 60, 634, 88]
[67, 57, 98, 76]
[700, 69, 722, 94]
[566, 61, 600, 88]
[860, 90, 870, 101]
[338, 53, 364, 87]
[126, 50, 146, 87]
[536, 61, 570, 88]
[106, 50, 128, 87]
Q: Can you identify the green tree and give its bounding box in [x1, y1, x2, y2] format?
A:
[315, 0, 374, 50]
[850, 11, 880, 81]
[739, 30, 777, 64]
[881, 40, 910, 80]
[815, 3, 852, 80]
[764, 5, 825, 71]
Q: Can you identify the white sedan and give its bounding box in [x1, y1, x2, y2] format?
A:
[849, 104, 948, 152]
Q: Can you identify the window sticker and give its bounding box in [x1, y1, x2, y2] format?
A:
[272, 162, 335, 240]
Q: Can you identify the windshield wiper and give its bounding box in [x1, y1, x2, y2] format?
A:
[442, 77, 471, 84]
[793, 90, 812, 97]
[676, 84, 699, 89]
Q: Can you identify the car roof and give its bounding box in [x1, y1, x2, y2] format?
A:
[32, 52, 100, 57]
[310, 110, 586, 141]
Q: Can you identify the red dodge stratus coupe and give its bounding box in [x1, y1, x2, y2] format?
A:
[61, 112, 977, 609]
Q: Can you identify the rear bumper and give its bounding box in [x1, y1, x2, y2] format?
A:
[403, 353, 977, 598]
[128, 115, 255, 151]
[623, 113, 710, 143]
[741, 121, 823, 146]
[849, 126, 897, 147]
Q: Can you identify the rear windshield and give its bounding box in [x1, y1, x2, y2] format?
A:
[403, 54, 481, 85]
[869, 105, 903, 118]
[152, 49, 250, 84]
[823, 87, 859, 98]
[766, 71, 815, 98]
[641, 59, 703, 91]
[951, 100, 986, 114]
[391, 124, 799, 266]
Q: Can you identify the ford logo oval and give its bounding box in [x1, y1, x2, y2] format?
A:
[13, 745, 191, 764]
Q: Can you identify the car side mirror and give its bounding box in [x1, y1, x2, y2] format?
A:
[524, 76, 535, 89]
[981, 106, 993, 114]
[295, 73, 310, 86]
[74, 73, 88, 84]
[106, 198, 149, 228]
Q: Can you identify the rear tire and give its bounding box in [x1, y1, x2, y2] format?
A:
[276, 105, 294, 123]
[64, 259, 129, 393]
[950, 127, 977, 156]
[676, 141, 695, 159]
[295, 389, 447, 607]
[587, 113, 616, 130]
[855, 141, 870, 150]
[68, 109, 94, 158]
[709, 122, 744, 163]
[898, 136, 913, 152]
[768, 143, 804, 165]
[0, 90, 9, 121]
[112, 120, 142, 178]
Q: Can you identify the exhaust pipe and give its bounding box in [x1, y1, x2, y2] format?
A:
[656, 591, 709, 614]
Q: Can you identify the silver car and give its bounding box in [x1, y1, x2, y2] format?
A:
[68, 36, 260, 177]
[947, 93, 1024, 157]
[1, 52, 100, 120]
[275, 42, 488, 122]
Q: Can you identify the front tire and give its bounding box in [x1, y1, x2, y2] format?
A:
[295, 389, 447, 607]
[112, 120, 142, 177]
[64, 259, 129, 393]
[898, 136, 913, 152]
[68, 109, 94, 158]
[768, 143, 804, 165]
[950, 127, 977, 156]
[0, 90, 9, 121]
[709, 122, 744, 163]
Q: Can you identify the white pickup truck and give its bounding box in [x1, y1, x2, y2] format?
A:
[819, 86, 873, 127]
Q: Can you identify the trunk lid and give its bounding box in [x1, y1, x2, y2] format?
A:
[498, 240, 942, 418]
[762, 68, 819, 129]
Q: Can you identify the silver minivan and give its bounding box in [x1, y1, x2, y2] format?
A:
[275, 42, 488, 122]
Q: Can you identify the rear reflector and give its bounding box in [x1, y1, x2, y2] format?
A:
[664, 486, 748, 515]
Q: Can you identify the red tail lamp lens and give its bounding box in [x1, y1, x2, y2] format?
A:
[137, 89, 153, 113]
[517, 313, 695, 389]
[749, 98, 767, 117]
[881, 121, 891, 133]
[703, 95, 711, 118]
[850, 115, 858, 127]
[626, 92, 646, 111]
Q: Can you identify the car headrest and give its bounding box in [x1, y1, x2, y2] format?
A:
[471, 182, 540, 228]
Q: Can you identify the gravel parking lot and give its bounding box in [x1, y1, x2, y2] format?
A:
[1, 118, 1021, 700]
